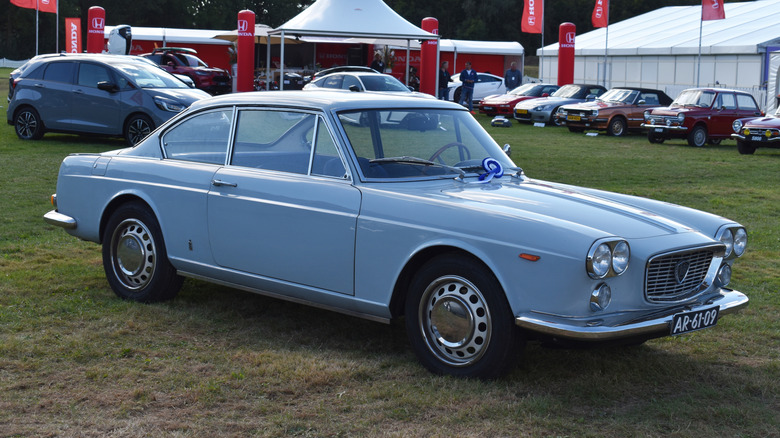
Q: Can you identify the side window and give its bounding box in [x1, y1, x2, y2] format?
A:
[322, 75, 342, 89]
[736, 94, 758, 111]
[719, 93, 737, 110]
[43, 62, 76, 84]
[77, 63, 112, 87]
[342, 75, 362, 91]
[311, 116, 346, 178]
[161, 109, 233, 164]
[640, 93, 660, 105]
[231, 110, 315, 174]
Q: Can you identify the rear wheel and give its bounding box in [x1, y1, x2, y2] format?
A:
[453, 87, 462, 104]
[102, 202, 183, 303]
[14, 107, 45, 140]
[607, 117, 627, 136]
[125, 114, 154, 146]
[405, 254, 522, 379]
[687, 125, 708, 147]
[737, 140, 756, 155]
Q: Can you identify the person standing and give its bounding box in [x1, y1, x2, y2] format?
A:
[458, 62, 477, 112]
[504, 61, 522, 91]
[370, 52, 385, 73]
[438, 61, 452, 100]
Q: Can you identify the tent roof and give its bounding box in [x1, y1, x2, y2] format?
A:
[104, 26, 232, 45]
[269, 0, 437, 40]
[385, 39, 523, 56]
[539, 0, 780, 57]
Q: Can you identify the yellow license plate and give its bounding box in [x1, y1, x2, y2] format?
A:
[567, 115, 581, 121]
[516, 109, 528, 115]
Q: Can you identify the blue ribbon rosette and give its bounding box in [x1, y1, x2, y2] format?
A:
[477, 157, 504, 183]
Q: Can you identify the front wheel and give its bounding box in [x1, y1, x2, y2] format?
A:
[647, 130, 665, 144]
[405, 254, 522, 378]
[607, 117, 627, 136]
[102, 202, 183, 303]
[687, 125, 708, 147]
[125, 114, 154, 146]
[737, 140, 756, 155]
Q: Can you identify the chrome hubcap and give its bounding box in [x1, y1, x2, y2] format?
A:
[420, 275, 491, 367]
[128, 119, 151, 145]
[111, 219, 155, 290]
[16, 112, 37, 137]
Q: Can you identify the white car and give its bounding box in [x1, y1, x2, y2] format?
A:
[446, 72, 506, 103]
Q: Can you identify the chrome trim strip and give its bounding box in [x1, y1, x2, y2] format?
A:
[640, 123, 688, 131]
[43, 210, 77, 229]
[515, 289, 748, 341]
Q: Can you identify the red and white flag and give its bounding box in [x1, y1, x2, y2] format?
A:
[522, 0, 543, 34]
[10, 0, 57, 14]
[592, 0, 609, 28]
[65, 17, 82, 53]
[702, 0, 725, 21]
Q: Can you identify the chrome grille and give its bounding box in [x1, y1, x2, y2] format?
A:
[745, 127, 780, 136]
[645, 248, 716, 302]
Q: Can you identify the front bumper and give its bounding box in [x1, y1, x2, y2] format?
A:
[731, 133, 780, 144]
[515, 288, 748, 341]
[641, 123, 688, 132]
[44, 210, 76, 229]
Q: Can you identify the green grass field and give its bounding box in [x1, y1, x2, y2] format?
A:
[1, 66, 778, 436]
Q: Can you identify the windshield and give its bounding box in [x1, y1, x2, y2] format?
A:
[179, 53, 209, 68]
[552, 84, 583, 98]
[337, 108, 516, 180]
[509, 83, 539, 96]
[359, 75, 410, 92]
[114, 62, 191, 89]
[598, 89, 638, 104]
[672, 90, 715, 108]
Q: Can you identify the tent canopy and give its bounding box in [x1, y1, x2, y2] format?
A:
[540, 0, 780, 57]
[213, 24, 299, 45]
[269, 0, 437, 41]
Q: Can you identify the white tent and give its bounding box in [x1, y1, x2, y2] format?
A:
[267, 0, 438, 89]
[538, 0, 780, 109]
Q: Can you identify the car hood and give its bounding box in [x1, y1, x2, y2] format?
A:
[515, 97, 582, 109]
[148, 87, 211, 103]
[483, 94, 539, 105]
[741, 116, 780, 128]
[564, 100, 632, 111]
[648, 106, 702, 116]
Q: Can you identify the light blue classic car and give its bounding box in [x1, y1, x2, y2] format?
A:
[44, 91, 749, 378]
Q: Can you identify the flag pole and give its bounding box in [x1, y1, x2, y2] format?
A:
[56, 0, 59, 52]
[697, 10, 703, 87]
[603, 0, 609, 87]
[35, 0, 39, 55]
[540, 0, 544, 82]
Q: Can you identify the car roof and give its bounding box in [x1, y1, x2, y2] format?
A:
[681, 87, 752, 95]
[187, 90, 461, 113]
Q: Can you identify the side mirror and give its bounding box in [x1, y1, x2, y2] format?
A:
[585, 94, 597, 101]
[503, 144, 511, 156]
[541, 93, 549, 97]
[97, 81, 118, 93]
[348, 85, 361, 92]
[638, 100, 646, 105]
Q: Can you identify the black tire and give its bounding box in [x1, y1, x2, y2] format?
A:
[125, 114, 155, 146]
[737, 140, 756, 155]
[687, 125, 707, 147]
[14, 106, 45, 140]
[102, 202, 183, 303]
[453, 87, 462, 104]
[551, 108, 563, 126]
[647, 130, 665, 144]
[568, 127, 585, 133]
[707, 138, 722, 146]
[404, 254, 522, 379]
[607, 117, 627, 136]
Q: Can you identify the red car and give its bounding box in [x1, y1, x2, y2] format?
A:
[642, 88, 762, 147]
[478, 83, 559, 116]
[731, 107, 780, 154]
[142, 47, 231, 95]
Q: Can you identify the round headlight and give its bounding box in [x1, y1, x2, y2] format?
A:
[611, 241, 630, 275]
[718, 264, 732, 287]
[732, 120, 743, 133]
[733, 228, 747, 257]
[743, 128, 750, 136]
[677, 113, 685, 122]
[719, 228, 734, 258]
[592, 109, 599, 117]
[590, 283, 612, 311]
[589, 243, 612, 279]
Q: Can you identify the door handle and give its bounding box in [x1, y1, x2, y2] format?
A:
[211, 179, 237, 187]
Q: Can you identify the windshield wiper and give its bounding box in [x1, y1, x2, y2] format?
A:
[370, 156, 466, 178]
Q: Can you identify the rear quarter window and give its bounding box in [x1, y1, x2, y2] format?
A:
[43, 62, 77, 84]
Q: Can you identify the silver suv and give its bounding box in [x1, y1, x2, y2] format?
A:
[7, 53, 210, 145]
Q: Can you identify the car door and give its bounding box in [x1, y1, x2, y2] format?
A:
[207, 109, 360, 295]
[35, 61, 77, 131]
[70, 62, 121, 134]
[711, 92, 738, 136]
[474, 74, 504, 100]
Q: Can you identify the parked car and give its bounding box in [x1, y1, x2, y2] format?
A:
[554, 87, 672, 136]
[44, 91, 749, 378]
[141, 47, 232, 95]
[514, 84, 607, 124]
[478, 83, 560, 116]
[642, 88, 763, 147]
[307, 65, 378, 83]
[731, 107, 780, 154]
[446, 72, 506, 103]
[7, 53, 210, 145]
[303, 71, 431, 98]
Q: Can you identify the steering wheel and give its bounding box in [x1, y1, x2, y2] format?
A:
[428, 142, 471, 164]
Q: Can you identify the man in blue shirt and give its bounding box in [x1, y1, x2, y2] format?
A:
[458, 62, 477, 112]
[504, 62, 522, 91]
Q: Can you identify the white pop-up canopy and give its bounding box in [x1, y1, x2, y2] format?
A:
[267, 0, 439, 89]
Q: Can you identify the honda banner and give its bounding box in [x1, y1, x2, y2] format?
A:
[521, 0, 543, 34]
[87, 6, 105, 53]
[592, 0, 608, 28]
[558, 23, 576, 86]
[420, 17, 438, 96]
[65, 18, 82, 53]
[702, 0, 725, 21]
[236, 10, 256, 92]
[10, 0, 57, 14]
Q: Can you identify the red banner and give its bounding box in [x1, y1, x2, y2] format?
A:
[420, 17, 438, 96]
[86, 6, 105, 53]
[702, 0, 725, 21]
[65, 18, 82, 53]
[592, 0, 608, 28]
[10, 0, 57, 14]
[236, 10, 256, 92]
[521, 0, 543, 34]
